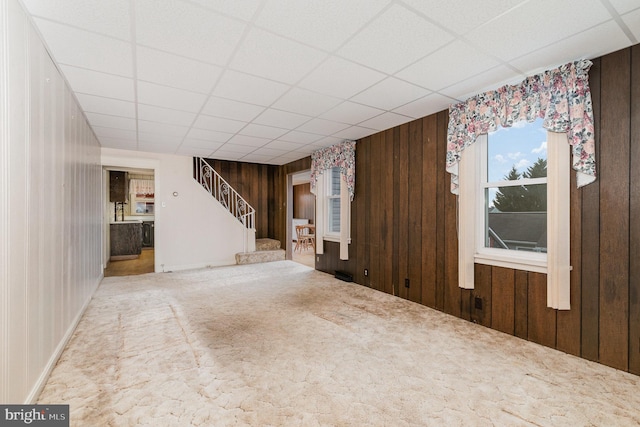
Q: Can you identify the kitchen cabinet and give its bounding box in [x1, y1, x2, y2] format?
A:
[142, 221, 154, 248]
[110, 222, 142, 259]
[109, 171, 127, 202]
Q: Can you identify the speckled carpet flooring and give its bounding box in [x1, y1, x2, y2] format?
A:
[39, 261, 640, 426]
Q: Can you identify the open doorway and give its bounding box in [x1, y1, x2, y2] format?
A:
[288, 170, 315, 268]
[103, 166, 155, 276]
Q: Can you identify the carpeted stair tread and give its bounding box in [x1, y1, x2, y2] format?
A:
[236, 249, 285, 265]
[255, 238, 281, 251]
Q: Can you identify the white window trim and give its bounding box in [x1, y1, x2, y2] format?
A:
[314, 169, 351, 260]
[458, 130, 571, 309]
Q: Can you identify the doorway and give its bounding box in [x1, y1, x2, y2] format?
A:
[288, 170, 315, 268]
[103, 166, 156, 276]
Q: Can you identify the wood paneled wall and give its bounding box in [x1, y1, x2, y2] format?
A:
[293, 183, 314, 222]
[314, 45, 640, 376]
[201, 159, 276, 239]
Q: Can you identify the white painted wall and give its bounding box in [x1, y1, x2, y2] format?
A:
[101, 148, 253, 272]
[0, 0, 103, 403]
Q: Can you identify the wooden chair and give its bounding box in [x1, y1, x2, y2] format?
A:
[295, 225, 314, 252]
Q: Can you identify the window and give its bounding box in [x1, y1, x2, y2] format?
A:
[325, 167, 341, 239]
[459, 119, 569, 274]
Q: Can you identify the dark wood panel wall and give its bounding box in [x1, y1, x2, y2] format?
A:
[313, 45, 640, 376]
[293, 183, 314, 222]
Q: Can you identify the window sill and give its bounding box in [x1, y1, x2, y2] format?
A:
[323, 235, 340, 243]
[474, 251, 547, 274]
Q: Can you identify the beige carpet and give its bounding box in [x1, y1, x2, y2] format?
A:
[39, 261, 640, 426]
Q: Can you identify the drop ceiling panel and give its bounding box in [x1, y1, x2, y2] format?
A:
[176, 146, 215, 157]
[397, 40, 499, 91]
[440, 65, 523, 101]
[393, 93, 459, 118]
[264, 140, 306, 151]
[137, 81, 207, 113]
[332, 126, 377, 140]
[277, 131, 323, 144]
[187, 0, 263, 21]
[186, 128, 233, 144]
[33, 19, 132, 77]
[98, 137, 137, 150]
[213, 70, 290, 106]
[337, 4, 454, 74]
[91, 126, 137, 141]
[85, 112, 136, 130]
[320, 101, 384, 125]
[358, 112, 413, 131]
[60, 65, 134, 101]
[308, 136, 343, 149]
[136, 47, 222, 94]
[239, 123, 288, 139]
[226, 134, 270, 147]
[134, 0, 246, 65]
[201, 97, 265, 122]
[623, 9, 640, 40]
[137, 131, 183, 144]
[216, 144, 257, 154]
[193, 115, 246, 134]
[296, 118, 351, 135]
[255, 0, 392, 51]
[21, 0, 132, 39]
[75, 94, 135, 118]
[137, 104, 196, 127]
[253, 109, 311, 129]
[138, 120, 189, 138]
[466, 0, 611, 62]
[609, 0, 640, 14]
[241, 153, 277, 163]
[229, 28, 327, 84]
[299, 57, 385, 99]
[350, 77, 431, 111]
[181, 139, 224, 151]
[271, 88, 342, 116]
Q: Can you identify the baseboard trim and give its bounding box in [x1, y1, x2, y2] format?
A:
[25, 274, 103, 404]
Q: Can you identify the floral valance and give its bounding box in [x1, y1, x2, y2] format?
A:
[446, 59, 596, 194]
[310, 140, 356, 201]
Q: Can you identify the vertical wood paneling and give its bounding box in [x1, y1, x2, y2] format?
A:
[392, 127, 400, 297]
[435, 111, 447, 311]
[599, 49, 630, 371]
[382, 129, 394, 295]
[421, 115, 438, 308]
[355, 136, 370, 285]
[514, 270, 528, 339]
[630, 45, 640, 375]
[370, 133, 382, 291]
[397, 124, 410, 299]
[472, 264, 492, 327]
[408, 120, 423, 303]
[491, 267, 515, 335]
[528, 272, 556, 348]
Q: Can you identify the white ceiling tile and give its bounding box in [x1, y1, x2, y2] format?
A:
[239, 124, 288, 139]
[358, 112, 413, 131]
[137, 81, 207, 113]
[253, 109, 311, 129]
[181, 139, 224, 151]
[216, 144, 257, 154]
[76, 94, 135, 118]
[320, 102, 384, 125]
[137, 131, 183, 144]
[255, 0, 391, 51]
[96, 137, 137, 150]
[186, 128, 233, 143]
[230, 28, 327, 84]
[350, 77, 431, 110]
[137, 142, 179, 153]
[510, 20, 632, 75]
[609, 0, 640, 14]
[33, 19, 132, 77]
[274, 152, 309, 163]
[308, 136, 343, 149]
[264, 140, 306, 150]
[271, 88, 342, 116]
[296, 118, 351, 135]
[188, 0, 262, 21]
[401, 0, 528, 35]
[466, 0, 611, 62]
[397, 40, 499, 91]
[623, 9, 640, 40]
[176, 146, 215, 157]
[331, 126, 377, 140]
[138, 120, 188, 137]
[440, 65, 524, 101]
[214, 70, 290, 106]
[91, 126, 137, 141]
[135, 0, 246, 65]
[193, 115, 246, 134]
[60, 65, 134, 101]
[298, 57, 386, 99]
[392, 93, 458, 118]
[85, 112, 137, 130]
[21, 0, 131, 39]
[136, 47, 223, 94]
[202, 97, 265, 122]
[210, 151, 244, 161]
[251, 147, 287, 157]
[277, 131, 323, 144]
[226, 135, 271, 147]
[240, 153, 276, 163]
[137, 104, 196, 127]
[338, 4, 454, 74]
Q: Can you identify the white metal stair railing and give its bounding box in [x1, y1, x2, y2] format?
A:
[194, 157, 255, 252]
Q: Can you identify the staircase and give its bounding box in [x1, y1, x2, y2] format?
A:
[194, 158, 285, 265]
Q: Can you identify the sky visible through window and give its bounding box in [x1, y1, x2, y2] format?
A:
[487, 118, 546, 183]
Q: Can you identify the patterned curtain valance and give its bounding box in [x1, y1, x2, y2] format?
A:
[446, 59, 596, 194]
[310, 140, 356, 201]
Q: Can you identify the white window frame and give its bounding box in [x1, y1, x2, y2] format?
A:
[324, 167, 341, 242]
[458, 127, 571, 309]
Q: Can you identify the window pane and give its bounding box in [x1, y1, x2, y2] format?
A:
[485, 185, 547, 253]
[328, 198, 341, 233]
[330, 168, 341, 196]
[487, 118, 547, 182]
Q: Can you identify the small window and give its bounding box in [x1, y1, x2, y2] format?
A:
[326, 167, 341, 236]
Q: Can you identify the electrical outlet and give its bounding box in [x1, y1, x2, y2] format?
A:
[404, 278, 410, 288]
[364, 269, 368, 277]
[474, 296, 483, 310]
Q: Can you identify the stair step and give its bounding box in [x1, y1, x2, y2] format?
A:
[255, 238, 281, 251]
[235, 249, 285, 265]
